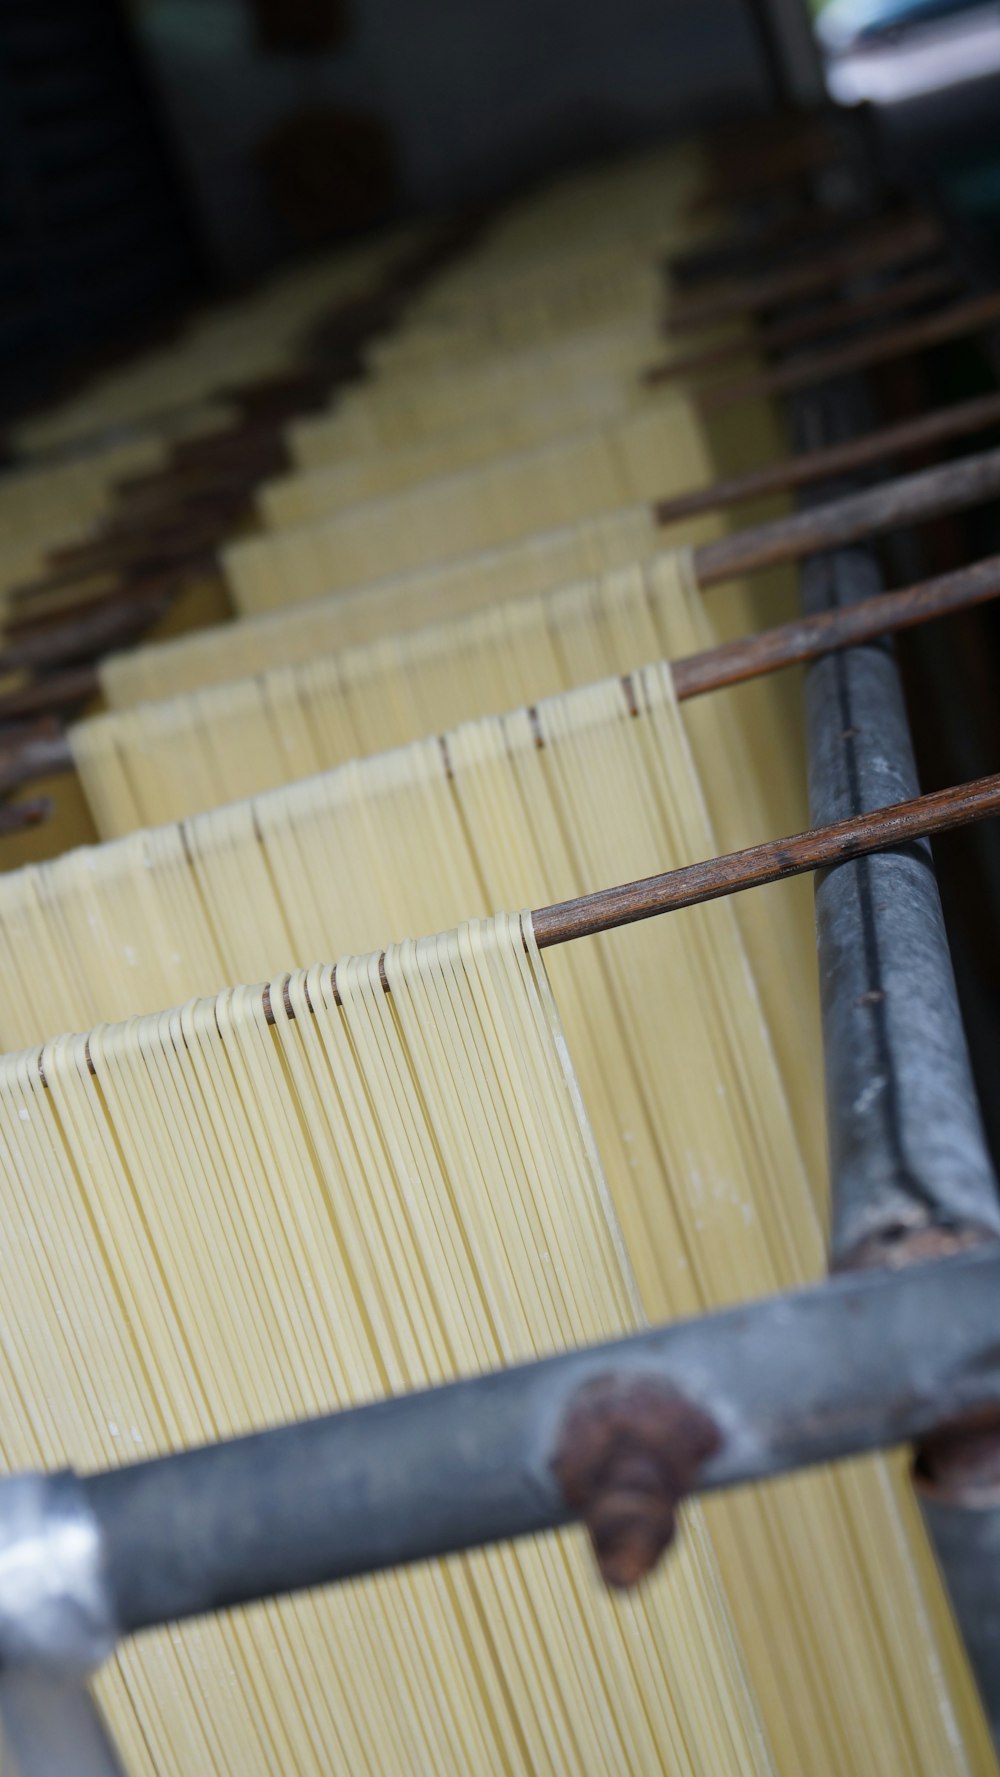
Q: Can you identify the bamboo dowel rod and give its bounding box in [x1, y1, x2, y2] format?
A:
[648, 262, 959, 384]
[699, 290, 1000, 412]
[3, 580, 163, 641]
[686, 119, 845, 211]
[5, 446, 999, 712]
[1, 576, 174, 642]
[0, 665, 100, 724]
[21, 528, 209, 605]
[691, 445, 1000, 586]
[672, 554, 1000, 697]
[37, 770, 1000, 1062]
[666, 202, 886, 285]
[4, 448, 1000, 721]
[0, 797, 50, 836]
[531, 773, 1000, 948]
[666, 215, 944, 332]
[655, 390, 1000, 526]
[5, 557, 1000, 801]
[0, 730, 76, 795]
[755, 261, 958, 351]
[10, 547, 218, 627]
[0, 591, 171, 673]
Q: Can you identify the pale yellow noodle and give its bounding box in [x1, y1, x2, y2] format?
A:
[0, 915, 773, 1775]
[3, 669, 992, 1773]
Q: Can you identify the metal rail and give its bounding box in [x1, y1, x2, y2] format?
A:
[792, 379, 1000, 1744]
[49, 1248, 1000, 1635]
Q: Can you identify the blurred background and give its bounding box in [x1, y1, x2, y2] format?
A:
[1, 0, 999, 418]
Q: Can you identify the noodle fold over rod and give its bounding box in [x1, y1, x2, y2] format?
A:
[3, 554, 1000, 800]
[16, 380, 1000, 678]
[16, 765, 995, 1045]
[1, 241, 991, 673]
[7, 156, 1000, 1774]
[0, 224, 972, 657]
[4, 441, 1000, 762]
[9, 377, 999, 703]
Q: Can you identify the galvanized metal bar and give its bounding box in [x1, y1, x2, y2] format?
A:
[795, 386, 1000, 1268]
[918, 1487, 1000, 1746]
[792, 377, 1000, 1747]
[0, 1677, 126, 1777]
[79, 1249, 1000, 1636]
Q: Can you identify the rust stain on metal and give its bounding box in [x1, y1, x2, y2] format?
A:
[916, 1405, 1000, 1507]
[552, 1376, 720, 1590]
[839, 1222, 998, 1274]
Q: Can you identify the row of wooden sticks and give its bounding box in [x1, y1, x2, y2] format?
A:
[3, 117, 1000, 947]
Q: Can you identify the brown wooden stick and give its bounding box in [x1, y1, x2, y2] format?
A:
[268, 771, 1000, 1013]
[531, 773, 1000, 948]
[6, 556, 1000, 800]
[1, 573, 176, 641]
[0, 732, 76, 800]
[647, 262, 959, 385]
[654, 390, 1000, 526]
[666, 215, 944, 332]
[0, 665, 100, 725]
[667, 202, 885, 286]
[7, 448, 1000, 728]
[699, 290, 1000, 412]
[0, 591, 172, 673]
[692, 445, 1000, 586]
[18, 506, 238, 615]
[0, 797, 50, 836]
[687, 117, 844, 212]
[673, 554, 1000, 696]
[755, 262, 959, 351]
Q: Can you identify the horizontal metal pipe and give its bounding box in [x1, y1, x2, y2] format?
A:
[81, 1248, 1000, 1635]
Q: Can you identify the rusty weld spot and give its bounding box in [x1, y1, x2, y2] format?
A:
[552, 1376, 720, 1590]
[916, 1405, 1000, 1504]
[839, 1221, 998, 1274]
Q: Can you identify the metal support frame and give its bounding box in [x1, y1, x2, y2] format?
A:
[793, 376, 1000, 1742]
[743, 0, 828, 110]
[4, 188, 1000, 1777]
[796, 384, 1000, 1265]
[0, 1252, 997, 1646]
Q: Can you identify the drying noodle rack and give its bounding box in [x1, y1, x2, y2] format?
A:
[2, 119, 1000, 1775]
